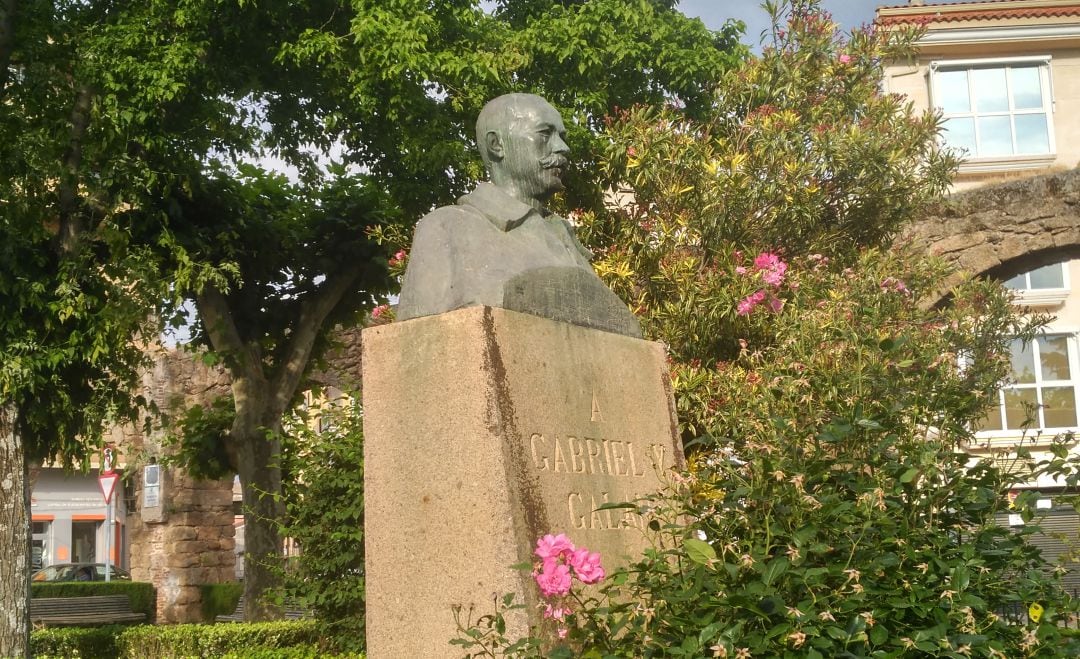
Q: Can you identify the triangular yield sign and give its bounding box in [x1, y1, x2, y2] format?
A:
[98, 472, 119, 504]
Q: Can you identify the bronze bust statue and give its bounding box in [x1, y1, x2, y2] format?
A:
[396, 93, 642, 338]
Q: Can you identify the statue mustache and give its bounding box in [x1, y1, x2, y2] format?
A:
[540, 154, 568, 169]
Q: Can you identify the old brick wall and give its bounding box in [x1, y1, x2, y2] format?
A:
[124, 348, 236, 623]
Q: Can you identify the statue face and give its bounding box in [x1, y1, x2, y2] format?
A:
[499, 99, 570, 204]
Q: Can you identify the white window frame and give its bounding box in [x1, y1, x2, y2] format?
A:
[930, 56, 1056, 169]
[1005, 261, 1071, 307]
[977, 330, 1080, 439]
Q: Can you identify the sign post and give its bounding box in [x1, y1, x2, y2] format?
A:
[97, 448, 118, 582]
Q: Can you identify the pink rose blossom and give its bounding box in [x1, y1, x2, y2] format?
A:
[568, 548, 605, 584]
[535, 533, 575, 561]
[535, 561, 572, 597]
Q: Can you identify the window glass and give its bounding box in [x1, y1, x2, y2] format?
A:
[1039, 336, 1071, 381]
[937, 69, 971, 112]
[1014, 114, 1050, 154]
[1028, 263, 1065, 289]
[1004, 388, 1038, 428]
[976, 406, 1003, 432]
[978, 116, 1013, 155]
[1043, 387, 1078, 428]
[942, 117, 976, 153]
[1011, 66, 1043, 109]
[1009, 341, 1036, 384]
[973, 68, 1009, 111]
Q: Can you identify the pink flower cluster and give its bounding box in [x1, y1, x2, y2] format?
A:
[371, 304, 390, 320]
[736, 252, 788, 316]
[388, 249, 407, 267]
[532, 534, 604, 640]
[880, 277, 909, 295]
[534, 533, 604, 597]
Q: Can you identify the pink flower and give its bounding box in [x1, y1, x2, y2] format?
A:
[371, 304, 389, 319]
[568, 548, 605, 584]
[753, 252, 787, 287]
[838, 53, 852, 65]
[544, 603, 571, 620]
[388, 249, 407, 267]
[535, 533, 574, 561]
[735, 266, 748, 275]
[880, 277, 909, 294]
[736, 290, 767, 316]
[535, 561, 572, 597]
[768, 296, 784, 313]
[557, 627, 569, 639]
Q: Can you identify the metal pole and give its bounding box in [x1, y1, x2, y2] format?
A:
[104, 495, 112, 582]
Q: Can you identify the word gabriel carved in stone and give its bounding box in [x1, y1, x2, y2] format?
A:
[529, 433, 665, 478]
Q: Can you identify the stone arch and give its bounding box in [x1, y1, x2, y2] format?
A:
[904, 168, 1080, 307]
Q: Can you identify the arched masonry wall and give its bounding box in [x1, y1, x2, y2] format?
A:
[904, 168, 1080, 306]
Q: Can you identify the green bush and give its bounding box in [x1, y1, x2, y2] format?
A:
[31, 625, 126, 659]
[220, 646, 364, 658]
[32, 581, 157, 620]
[116, 620, 322, 658]
[200, 582, 244, 621]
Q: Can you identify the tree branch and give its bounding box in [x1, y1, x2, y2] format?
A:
[269, 261, 367, 418]
[57, 84, 93, 254]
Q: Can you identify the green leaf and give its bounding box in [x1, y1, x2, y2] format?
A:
[683, 538, 717, 565]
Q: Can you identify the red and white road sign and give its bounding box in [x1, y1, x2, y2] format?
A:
[98, 472, 119, 504]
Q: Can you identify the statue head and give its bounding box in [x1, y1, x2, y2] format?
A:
[476, 93, 569, 210]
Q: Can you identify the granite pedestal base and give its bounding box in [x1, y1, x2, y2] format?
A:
[362, 306, 682, 658]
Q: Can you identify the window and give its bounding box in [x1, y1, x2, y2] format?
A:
[1003, 262, 1070, 306]
[932, 58, 1054, 159]
[979, 334, 1079, 432]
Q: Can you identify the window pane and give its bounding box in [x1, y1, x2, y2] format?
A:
[1014, 114, 1050, 154]
[1042, 387, 1077, 428]
[942, 117, 976, 153]
[1038, 335, 1072, 381]
[973, 68, 1009, 112]
[1004, 388, 1039, 428]
[1027, 263, 1065, 289]
[976, 399, 1004, 431]
[1010, 66, 1044, 109]
[1010, 339, 1036, 383]
[1003, 273, 1027, 290]
[978, 116, 1013, 155]
[936, 70, 971, 112]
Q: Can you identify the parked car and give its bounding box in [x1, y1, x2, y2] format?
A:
[31, 563, 130, 582]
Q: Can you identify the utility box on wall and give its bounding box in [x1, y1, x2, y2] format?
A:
[141, 464, 165, 523]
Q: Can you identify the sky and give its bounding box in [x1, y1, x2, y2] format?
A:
[678, 1, 880, 44]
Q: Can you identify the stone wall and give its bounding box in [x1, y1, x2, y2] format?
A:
[124, 347, 236, 623]
[904, 168, 1080, 305]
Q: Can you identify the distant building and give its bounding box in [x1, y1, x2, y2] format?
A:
[880, 0, 1080, 590]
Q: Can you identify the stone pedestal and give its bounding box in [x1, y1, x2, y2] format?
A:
[362, 306, 682, 658]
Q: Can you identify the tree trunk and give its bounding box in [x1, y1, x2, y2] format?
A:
[0, 406, 30, 658]
[235, 419, 284, 621]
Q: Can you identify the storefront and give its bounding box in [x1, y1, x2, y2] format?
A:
[30, 467, 128, 572]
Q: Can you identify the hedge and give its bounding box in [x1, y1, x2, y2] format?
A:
[32, 581, 156, 620]
[116, 620, 325, 658]
[199, 582, 244, 621]
[31, 625, 124, 658]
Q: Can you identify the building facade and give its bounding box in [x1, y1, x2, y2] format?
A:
[880, 0, 1080, 590]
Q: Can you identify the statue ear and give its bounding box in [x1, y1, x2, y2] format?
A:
[484, 130, 504, 161]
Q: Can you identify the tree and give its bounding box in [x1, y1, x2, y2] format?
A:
[0, 2, 166, 654]
[118, 0, 747, 619]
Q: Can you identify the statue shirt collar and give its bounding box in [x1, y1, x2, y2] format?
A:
[458, 182, 551, 232]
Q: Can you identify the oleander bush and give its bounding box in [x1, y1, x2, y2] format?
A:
[32, 581, 157, 620]
[455, 1, 1080, 657]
